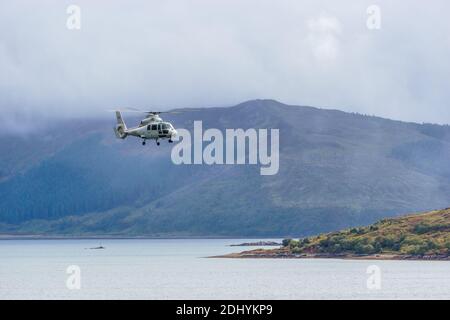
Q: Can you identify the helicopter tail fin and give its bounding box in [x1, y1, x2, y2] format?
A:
[114, 111, 128, 139]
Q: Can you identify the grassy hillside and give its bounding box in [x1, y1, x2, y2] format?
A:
[283, 208, 450, 256]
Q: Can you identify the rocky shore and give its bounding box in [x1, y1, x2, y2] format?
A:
[213, 248, 450, 261]
[229, 241, 281, 247]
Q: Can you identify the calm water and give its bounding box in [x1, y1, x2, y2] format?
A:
[0, 239, 449, 299]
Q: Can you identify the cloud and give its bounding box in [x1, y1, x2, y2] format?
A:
[0, 0, 449, 125]
[306, 14, 342, 63]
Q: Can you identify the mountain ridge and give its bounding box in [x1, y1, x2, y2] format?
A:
[1, 99, 449, 236]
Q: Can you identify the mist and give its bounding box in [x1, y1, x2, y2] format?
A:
[1, 0, 449, 126]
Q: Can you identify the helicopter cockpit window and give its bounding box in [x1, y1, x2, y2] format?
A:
[151, 124, 157, 130]
[162, 123, 168, 130]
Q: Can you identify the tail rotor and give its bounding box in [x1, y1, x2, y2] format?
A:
[114, 111, 128, 139]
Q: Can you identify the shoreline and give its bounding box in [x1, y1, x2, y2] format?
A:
[212, 251, 450, 261]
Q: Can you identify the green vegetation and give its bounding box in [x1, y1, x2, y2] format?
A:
[282, 208, 450, 256]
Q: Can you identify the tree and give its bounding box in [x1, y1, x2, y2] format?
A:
[282, 239, 292, 247]
[301, 238, 310, 246]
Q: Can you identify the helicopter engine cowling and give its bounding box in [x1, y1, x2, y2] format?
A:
[140, 115, 162, 126]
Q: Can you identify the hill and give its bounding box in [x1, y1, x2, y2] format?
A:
[225, 208, 450, 260]
[1, 99, 450, 236]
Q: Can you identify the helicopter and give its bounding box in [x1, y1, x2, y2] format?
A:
[113, 108, 179, 146]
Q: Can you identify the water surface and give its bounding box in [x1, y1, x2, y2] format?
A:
[0, 239, 449, 299]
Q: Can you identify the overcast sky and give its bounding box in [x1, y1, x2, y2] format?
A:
[1, 0, 449, 125]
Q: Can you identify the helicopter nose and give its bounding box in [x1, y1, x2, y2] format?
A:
[172, 129, 178, 137]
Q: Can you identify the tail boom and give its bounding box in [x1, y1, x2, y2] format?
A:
[114, 111, 128, 139]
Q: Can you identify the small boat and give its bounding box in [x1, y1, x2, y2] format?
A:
[89, 245, 105, 250]
[85, 243, 106, 250]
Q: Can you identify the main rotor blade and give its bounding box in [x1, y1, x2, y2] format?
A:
[108, 107, 202, 114]
[163, 109, 202, 114]
[107, 108, 160, 114]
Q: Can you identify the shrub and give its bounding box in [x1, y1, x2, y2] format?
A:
[282, 239, 292, 247]
[413, 224, 432, 234]
[301, 238, 310, 246]
[355, 243, 375, 254]
[413, 224, 449, 234]
[402, 236, 424, 246]
[378, 236, 397, 249]
[319, 238, 332, 248]
[330, 244, 343, 253]
[289, 240, 300, 249]
[373, 241, 382, 253]
[425, 240, 438, 251]
[291, 247, 302, 254]
[406, 245, 428, 256]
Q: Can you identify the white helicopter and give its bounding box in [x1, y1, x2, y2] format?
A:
[113, 108, 179, 146]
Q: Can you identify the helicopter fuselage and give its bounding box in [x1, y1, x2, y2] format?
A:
[114, 111, 177, 145]
[126, 121, 177, 140]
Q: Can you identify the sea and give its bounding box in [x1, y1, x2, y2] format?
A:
[0, 239, 449, 299]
